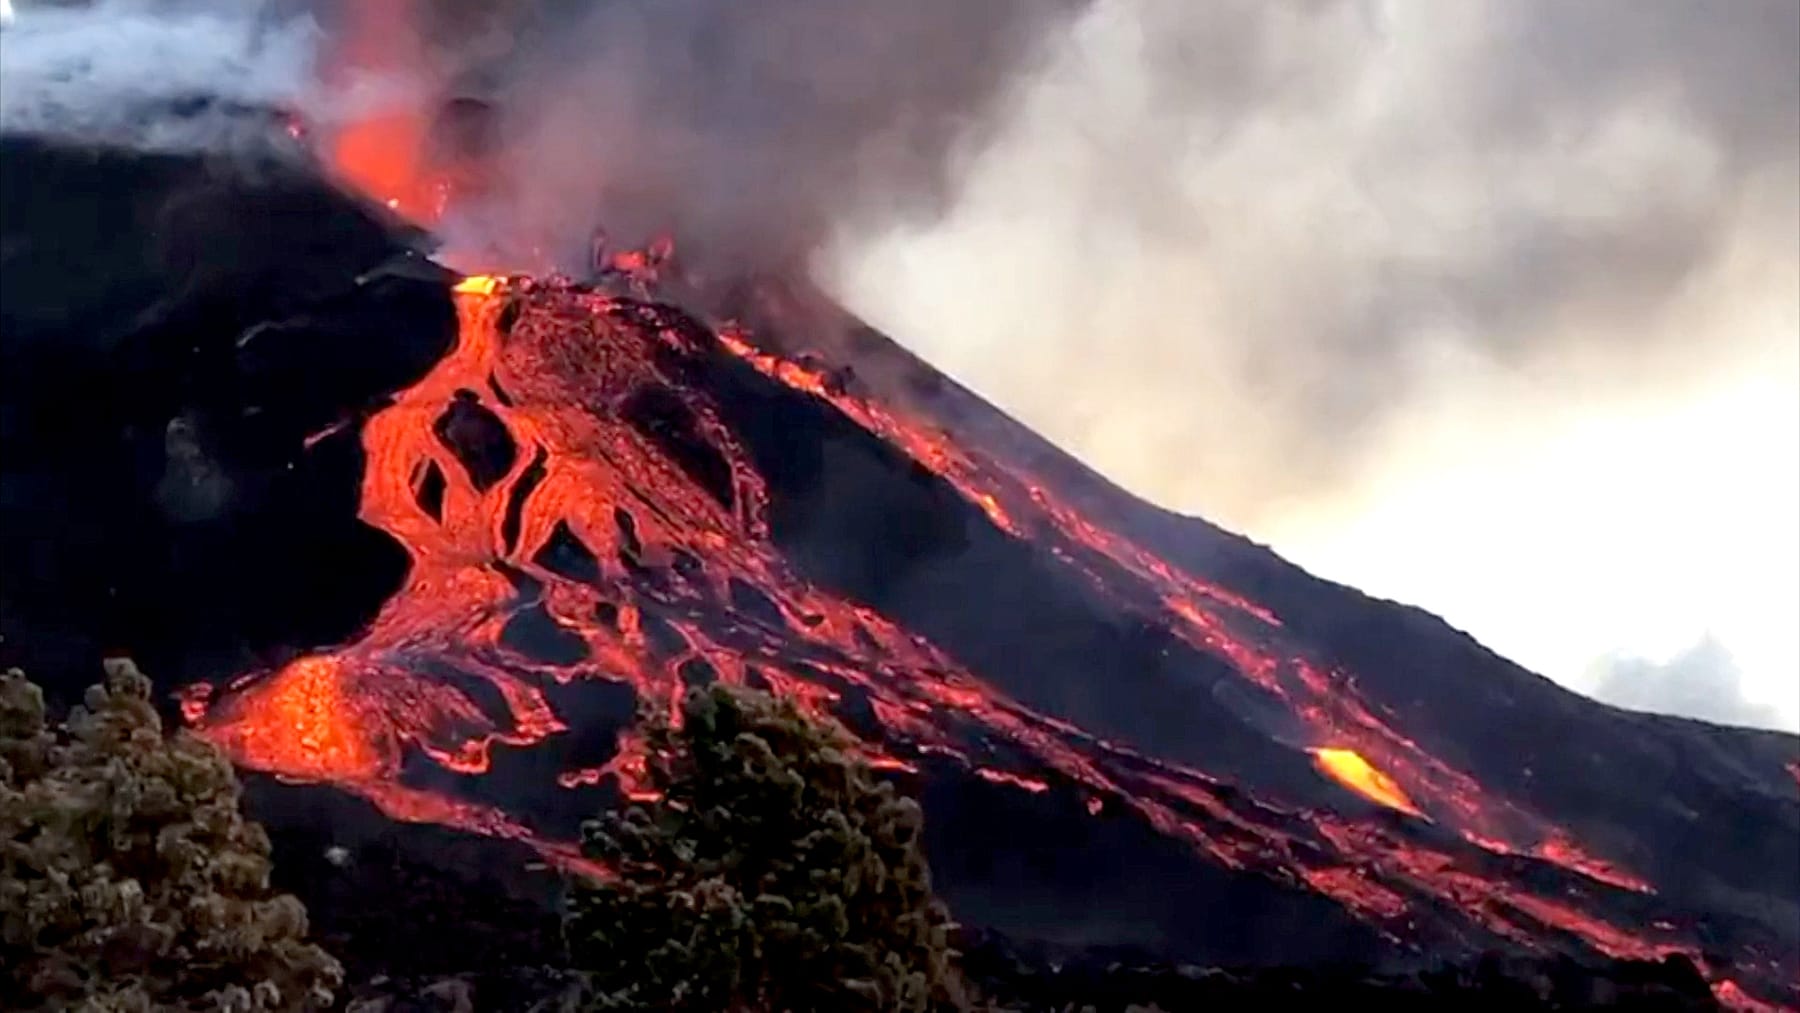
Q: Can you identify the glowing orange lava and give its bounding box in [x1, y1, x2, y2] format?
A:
[974, 768, 1051, 793]
[1715, 979, 1790, 1013]
[204, 656, 386, 781]
[1310, 748, 1423, 817]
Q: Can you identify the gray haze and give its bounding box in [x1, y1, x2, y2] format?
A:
[1593, 638, 1785, 731]
[478, 0, 1089, 271]
[830, 0, 1800, 730]
[0, 1, 317, 149]
[833, 0, 1798, 520]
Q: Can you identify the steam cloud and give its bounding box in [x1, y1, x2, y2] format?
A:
[0, 0, 317, 149]
[833, 0, 1798, 520]
[827, 0, 1800, 731]
[1591, 637, 1785, 731]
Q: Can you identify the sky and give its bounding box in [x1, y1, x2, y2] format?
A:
[824, 0, 1800, 730]
[3, 0, 1795, 731]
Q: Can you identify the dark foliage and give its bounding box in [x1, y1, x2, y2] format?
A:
[0, 660, 341, 1011]
[564, 684, 963, 1011]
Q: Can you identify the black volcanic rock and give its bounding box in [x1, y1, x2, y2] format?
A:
[0, 137, 447, 699]
[330, 945, 1731, 1013]
[954, 929, 1726, 1011]
[434, 390, 518, 492]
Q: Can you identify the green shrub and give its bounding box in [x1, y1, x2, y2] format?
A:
[0, 660, 341, 1012]
[565, 684, 964, 1012]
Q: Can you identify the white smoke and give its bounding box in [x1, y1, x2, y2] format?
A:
[825, 0, 1800, 731]
[1591, 637, 1785, 730]
[0, 0, 319, 149]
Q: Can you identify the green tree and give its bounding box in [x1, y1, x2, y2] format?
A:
[0, 659, 341, 1012]
[565, 684, 964, 1012]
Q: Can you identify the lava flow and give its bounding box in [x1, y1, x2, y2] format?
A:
[1310, 748, 1422, 817]
[180, 265, 1800, 1013]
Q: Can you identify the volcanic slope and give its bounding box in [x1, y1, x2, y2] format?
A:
[1, 139, 1795, 1006]
[188, 269, 1800, 1004]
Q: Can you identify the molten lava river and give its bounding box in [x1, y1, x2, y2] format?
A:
[184, 272, 1784, 1008]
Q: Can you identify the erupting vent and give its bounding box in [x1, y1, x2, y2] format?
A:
[177, 269, 1790, 1011]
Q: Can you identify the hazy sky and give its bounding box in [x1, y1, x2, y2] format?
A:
[826, 0, 1800, 730]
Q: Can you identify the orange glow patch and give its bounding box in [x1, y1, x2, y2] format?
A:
[1712, 979, 1786, 1013]
[332, 109, 439, 220]
[974, 768, 1050, 793]
[204, 656, 387, 781]
[316, 0, 452, 224]
[1533, 835, 1653, 894]
[452, 274, 504, 296]
[1311, 747, 1423, 817]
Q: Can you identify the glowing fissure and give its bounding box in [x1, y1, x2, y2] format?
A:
[193, 272, 1706, 972]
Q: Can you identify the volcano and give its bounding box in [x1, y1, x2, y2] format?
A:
[1, 136, 1796, 1009]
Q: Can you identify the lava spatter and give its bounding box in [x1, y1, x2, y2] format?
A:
[189, 272, 1754, 996]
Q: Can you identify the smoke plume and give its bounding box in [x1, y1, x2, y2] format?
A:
[0, 0, 318, 149]
[825, 0, 1800, 730]
[1591, 637, 1785, 731]
[482, 0, 1089, 270]
[309, 0, 1084, 272]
